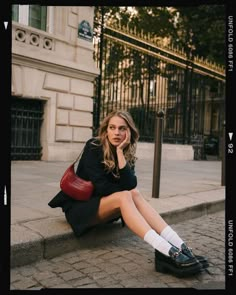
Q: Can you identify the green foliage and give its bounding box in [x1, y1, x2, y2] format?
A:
[94, 5, 225, 66]
[173, 5, 225, 65]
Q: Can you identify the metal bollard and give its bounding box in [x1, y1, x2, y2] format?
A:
[152, 110, 165, 198]
[221, 121, 225, 186]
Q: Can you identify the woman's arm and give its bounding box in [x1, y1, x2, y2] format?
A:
[83, 140, 137, 196]
[83, 142, 125, 197]
[119, 163, 137, 190]
[116, 129, 130, 169]
[116, 129, 137, 189]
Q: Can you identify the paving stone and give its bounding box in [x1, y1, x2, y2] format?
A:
[87, 258, 105, 265]
[10, 273, 26, 283]
[90, 271, 108, 280]
[79, 266, 102, 274]
[18, 265, 39, 277]
[121, 262, 140, 271]
[96, 276, 119, 287]
[12, 277, 39, 290]
[32, 270, 56, 281]
[58, 269, 85, 281]
[111, 256, 131, 264]
[65, 256, 82, 264]
[73, 261, 93, 271]
[34, 260, 55, 271]
[38, 277, 66, 288]
[72, 276, 95, 287]
[51, 262, 72, 273]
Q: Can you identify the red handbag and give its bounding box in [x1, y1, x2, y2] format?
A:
[60, 150, 94, 201]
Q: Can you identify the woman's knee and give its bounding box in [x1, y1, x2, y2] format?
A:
[130, 188, 142, 200]
[107, 190, 137, 209]
[118, 190, 133, 207]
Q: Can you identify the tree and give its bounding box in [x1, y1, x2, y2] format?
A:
[172, 5, 225, 65]
[94, 5, 225, 66]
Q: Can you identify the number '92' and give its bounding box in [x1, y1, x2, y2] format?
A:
[228, 143, 233, 153]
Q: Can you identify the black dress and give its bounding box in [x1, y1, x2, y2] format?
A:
[48, 138, 137, 237]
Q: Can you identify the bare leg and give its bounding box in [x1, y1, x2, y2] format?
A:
[130, 189, 168, 234]
[93, 190, 201, 275]
[94, 190, 152, 239]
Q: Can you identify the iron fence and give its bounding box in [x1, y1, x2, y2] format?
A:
[93, 23, 225, 153]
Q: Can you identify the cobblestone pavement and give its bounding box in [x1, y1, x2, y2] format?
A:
[10, 211, 225, 290]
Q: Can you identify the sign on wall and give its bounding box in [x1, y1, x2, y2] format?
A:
[78, 20, 93, 42]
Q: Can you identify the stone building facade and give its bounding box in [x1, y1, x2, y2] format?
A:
[12, 6, 99, 161]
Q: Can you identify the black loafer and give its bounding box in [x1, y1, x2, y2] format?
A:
[195, 255, 209, 269]
[181, 243, 209, 269]
[155, 247, 202, 277]
[168, 246, 197, 267]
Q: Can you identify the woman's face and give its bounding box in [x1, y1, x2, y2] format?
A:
[107, 116, 129, 147]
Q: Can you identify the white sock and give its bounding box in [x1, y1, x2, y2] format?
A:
[144, 229, 172, 256]
[160, 226, 184, 249]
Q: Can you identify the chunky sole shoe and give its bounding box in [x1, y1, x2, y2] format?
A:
[155, 259, 202, 277]
[195, 255, 209, 269]
[181, 243, 209, 269]
[155, 248, 202, 278]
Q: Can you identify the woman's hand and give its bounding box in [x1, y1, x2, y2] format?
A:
[117, 129, 131, 152]
[116, 129, 130, 169]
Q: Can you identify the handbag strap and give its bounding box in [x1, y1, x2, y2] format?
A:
[73, 147, 85, 165]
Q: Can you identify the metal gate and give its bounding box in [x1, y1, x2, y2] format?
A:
[11, 97, 44, 160]
[93, 23, 225, 151]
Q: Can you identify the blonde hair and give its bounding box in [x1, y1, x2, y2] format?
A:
[94, 110, 139, 173]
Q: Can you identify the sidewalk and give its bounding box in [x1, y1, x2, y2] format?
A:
[11, 150, 225, 268]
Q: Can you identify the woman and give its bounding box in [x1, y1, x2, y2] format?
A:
[48, 110, 208, 277]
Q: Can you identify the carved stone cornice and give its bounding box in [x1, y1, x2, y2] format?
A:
[12, 53, 99, 82]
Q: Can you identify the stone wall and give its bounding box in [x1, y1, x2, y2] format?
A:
[11, 6, 99, 161]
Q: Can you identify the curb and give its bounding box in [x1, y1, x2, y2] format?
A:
[11, 198, 225, 268]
